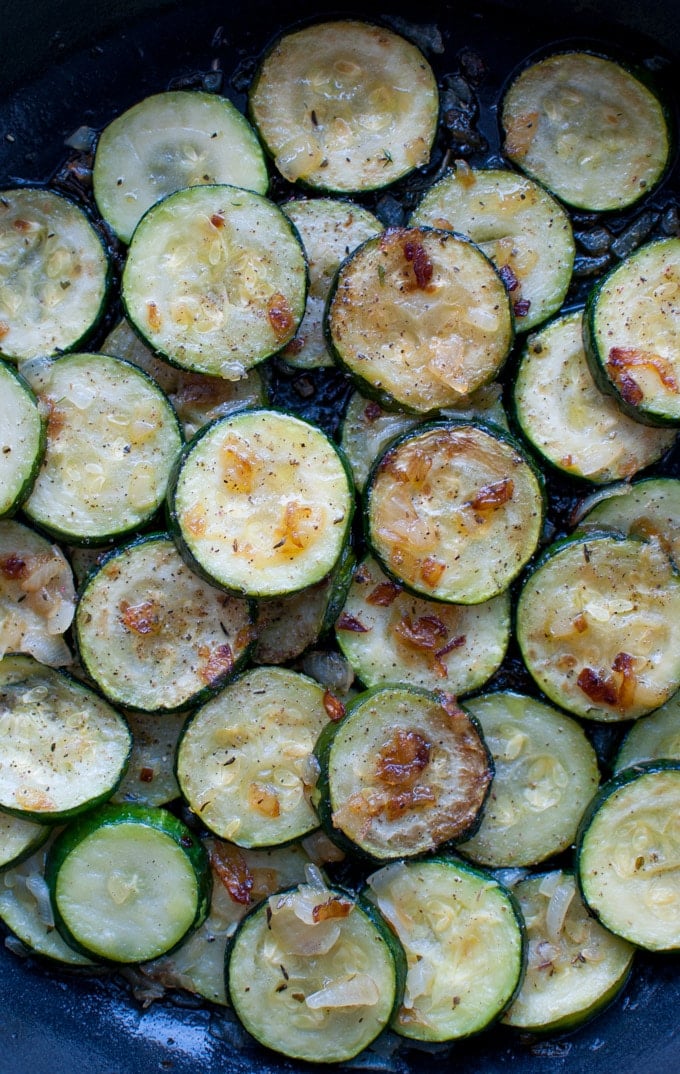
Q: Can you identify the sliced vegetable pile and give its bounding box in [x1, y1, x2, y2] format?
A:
[1, 14, 680, 1065]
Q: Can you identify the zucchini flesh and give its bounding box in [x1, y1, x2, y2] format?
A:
[249, 20, 438, 193]
[411, 165, 574, 331]
[93, 90, 268, 244]
[502, 871, 634, 1033]
[501, 52, 669, 211]
[517, 533, 680, 721]
[317, 685, 493, 860]
[327, 227, 513, 413]
[111, 711, 184, 808]
[226, 869, 402, 1062]
[584, 238, 680, 425]
[0, 360, 44, 516]
[367, 858, 523, 1041]
[614, 692, 680, 772]
[457, 692, 599, 868]
[0, 187, 109, 362]
[176, 666, 330, 847]
[75, 534, 254, 712]
[22, 352, 182, 545]
[0, 809, 48, 871]
[574, 477, 680, 566]
[577, 764, 680, 951]
[122, 185, 307, 380]
[335, 554, 510, 695]
[514, 310, 674, 482]
[366, 421, 544, 604]
[170, 409, 353, 599]
[0, 654, 131, 822]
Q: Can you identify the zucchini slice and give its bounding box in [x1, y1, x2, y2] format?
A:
[226, 867, 405, 1062]
[513, 310, 675, 482]
[577, 763, 680, 951]
[517, 532, 680, 721]
[0, 519, 76, 668]
[22, 352, 182, 545]
[502, 870, 634, 1034]
[280, 198, 383, 368]
[0, 809, 48, 871]
[366, 421, 544, 605]
[583, 238, 680, 426]
[122, 185, 307, 381]
[327, 227, 513, 413]
[0, 653, 131, 823]
[0, 360, 44, 516]
[102, 318, 266, 441]
[93, 90, 269, 244]
[111, 710, 185, 807]
[249, 20, 438, 193]
[457, 692, 599, 869]
[0, 836, 97, 966]
[340, 385, 507, 492]
[75, 534, 254, 712]
[614, 692, 680, 772]
[366, 857, 524, 1041]
[0, 187, 110, 363]
[335, 554, 510, 695]
[501, 51, 670, 211]
[46, 804, 211, 963]
[315, 685, 493, 860]
[176, 666, 330, 848]
[574, 477, 680, 565]
[411, 165, 574, 331]
[169, 408, 353, 599]
[141, 838, 312, 1005]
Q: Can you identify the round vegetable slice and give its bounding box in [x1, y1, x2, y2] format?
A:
[46, 804, 211, 963]
[0, 809, 49, 871]
[0, 360, 44, 517]
[614, 692, 680, 772]
[573, 477, 680, 564]
[93, 90, 269, 244]
[249, 19, 438, 193]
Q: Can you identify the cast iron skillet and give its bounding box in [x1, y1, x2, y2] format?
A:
[1, 1, 680, 1071]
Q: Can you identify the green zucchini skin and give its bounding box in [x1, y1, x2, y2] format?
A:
[0, 360, 46, 518]
[45, 803, 211, 964]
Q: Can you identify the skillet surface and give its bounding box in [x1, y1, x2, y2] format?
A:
[1, 1, 680, 1071]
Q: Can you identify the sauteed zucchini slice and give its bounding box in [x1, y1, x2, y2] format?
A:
[249, 20, 438, 193]
[573, 477, 680, 562]
[111, 710, 184, 807]
[0, 188, 109, 363]
[366, 857, 524, 1041]
[501, 51, 670, 211]
[0, 360, 44, 517]
[614, 691, 680, 772]
[93, 90, 269, 244]
[0, 809, 48, 872]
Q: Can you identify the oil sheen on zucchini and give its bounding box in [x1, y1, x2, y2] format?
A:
[517, 531, 680, 721]
[249, 20, 438, 193]
[614, 691, 680, 772]
[501, 51, 670, 211]
[366, 857, 524, 1041]
[75, 534, 254, 712]
[0, 360, 44, 517]
[169, 408, 353, 599]
[574, 477, 680, 565]
[366, 421, 544, 605]
[226, 867, 405, 1062]
[327, 227, 513, 413]
[314, 685, 493, 860]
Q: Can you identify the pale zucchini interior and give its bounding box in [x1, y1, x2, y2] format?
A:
[281, 198, 383, 368]
[123, 185, 307, 380]
[23, 353, 182, 542]
[176, 667, 329, 847]
[55, 822, 199, 961]
[579, 767, 680, 950]
[336, 554, 510, 695]
[615, 693, 680, 772]
[514, 310, 674, 482]
[576, 477, 680, 566]
[0, 654, 131, 819]
[93, 90, 269, 243]
[250, 20, 438, 192]
[0, 808, 47, 869]
[111, 710, 185, 807]
[367, 859, 522, 1041]
[254, 579, 332, 665]
[173, 410, 352, 598]
[76, 535, 253, 711]
[457, 692, 599, 868]
[412, 166, 574, 331]
[502, 52, 669, 211]
[503, 871, 634, 1030]
[0, 188, 108, 362]
[328, 229, 513, 412]
[0, 362, 43, 514]
[368, 422, 543, 604]
[518, 535, 680, 720]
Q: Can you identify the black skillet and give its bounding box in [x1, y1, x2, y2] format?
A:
[1, 0, 680, 1071]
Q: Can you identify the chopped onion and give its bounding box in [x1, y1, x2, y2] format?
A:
[25, 872, 55, 927]
[306, 973, 380, 1009]
[64, 125, 96, 152]
[300, 649, 355, 694]
[545, 878, 575, 942]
